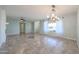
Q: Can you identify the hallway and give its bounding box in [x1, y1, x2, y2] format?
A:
[1, 34, 79, 54]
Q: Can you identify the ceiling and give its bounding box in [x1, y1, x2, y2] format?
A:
[0, 5, 79, 20]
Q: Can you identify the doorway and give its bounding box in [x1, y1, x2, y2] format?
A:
[20, 19, 25, 34]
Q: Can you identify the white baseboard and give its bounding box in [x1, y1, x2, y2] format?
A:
[39, 32, 76, 41]
[62, 36, 76, 40]
[6, 33, 19, 36]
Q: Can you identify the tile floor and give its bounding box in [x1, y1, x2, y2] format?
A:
[0, 34, 79, 54]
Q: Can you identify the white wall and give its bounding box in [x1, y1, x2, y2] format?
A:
[0, 9, 6, 47]
[6, 17, 19, 35]
[77, 9, 79, 48]
[6, 17, 33, 35]
[39, 20, 44, 33]
[34, 21, 40, 33]
[63, 12, 77, 40]
[25, 21, 33, 33]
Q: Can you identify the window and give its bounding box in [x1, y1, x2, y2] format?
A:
[44, 20, 64, 34]
[48, 22, 56, 32]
